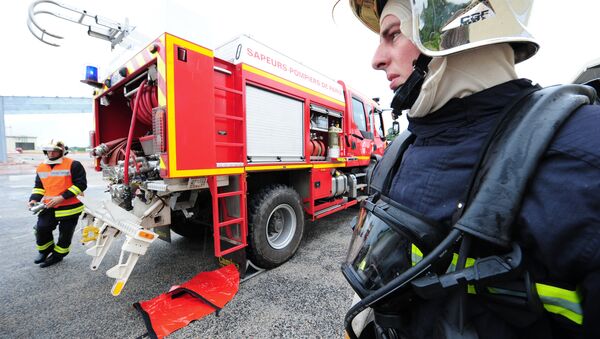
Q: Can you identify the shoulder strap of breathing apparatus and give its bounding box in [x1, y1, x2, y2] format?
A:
[348, 84, 596, 339]
[371, 84, 595, 243]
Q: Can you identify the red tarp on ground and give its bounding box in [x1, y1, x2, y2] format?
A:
[134, 264, 240, 339]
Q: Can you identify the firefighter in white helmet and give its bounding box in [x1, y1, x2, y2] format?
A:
[28, 139, 87, 268]
[341, 0, 600, 338]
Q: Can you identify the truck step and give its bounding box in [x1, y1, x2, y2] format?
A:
[314, 204, 344, 217]
[353, 173, 367, 178]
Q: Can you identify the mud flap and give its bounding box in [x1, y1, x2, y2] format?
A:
[133, 265, 239, 339]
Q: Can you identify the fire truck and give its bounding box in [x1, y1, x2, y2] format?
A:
[74, 32, 387, 296]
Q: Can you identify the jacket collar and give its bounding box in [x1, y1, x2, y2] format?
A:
[407, 79, 536, 138]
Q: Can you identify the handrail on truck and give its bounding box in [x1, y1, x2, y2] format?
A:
[27, 0, 133, 49]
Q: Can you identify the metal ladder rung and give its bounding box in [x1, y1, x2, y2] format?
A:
[218, 190, 243, 198]
[219, 244, 246, 256]
[219, 236, 243, 246]
[217, 217, 243, 228]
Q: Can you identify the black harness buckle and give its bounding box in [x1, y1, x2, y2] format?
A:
[411, 243, 523, 299]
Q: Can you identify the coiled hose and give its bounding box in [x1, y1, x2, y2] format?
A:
[134, 84, 157, 126]
[96, 83, 157, 170]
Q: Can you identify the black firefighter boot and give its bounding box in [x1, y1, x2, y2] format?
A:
[39, 253, 63, 268]
[34, 251, 50, 264]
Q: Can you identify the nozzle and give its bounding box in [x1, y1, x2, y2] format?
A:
[30, 202, 47, 215]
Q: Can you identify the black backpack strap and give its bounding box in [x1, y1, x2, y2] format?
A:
[454, 84, 596, 247]
[369, 130, 415, 195]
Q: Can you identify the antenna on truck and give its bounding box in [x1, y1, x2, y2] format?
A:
[27, 0, 133, 49]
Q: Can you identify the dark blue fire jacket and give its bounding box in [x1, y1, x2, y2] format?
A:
[388, 79, 600, 338]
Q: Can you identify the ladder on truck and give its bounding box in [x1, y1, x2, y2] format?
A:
[209, 175, 247, 257]
[210, 174, 265, 280]
[210, 64, 253, 272]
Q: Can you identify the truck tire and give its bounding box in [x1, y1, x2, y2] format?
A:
[248, 185, 305, 269]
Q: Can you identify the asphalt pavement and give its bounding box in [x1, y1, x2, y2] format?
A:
[0, 155, 356, 339]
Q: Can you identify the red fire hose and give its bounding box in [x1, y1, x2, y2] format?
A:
[135, 84, 157, 126]
[124, 79, 147, 184]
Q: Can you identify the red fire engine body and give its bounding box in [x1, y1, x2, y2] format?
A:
[83, 33, 386, 296]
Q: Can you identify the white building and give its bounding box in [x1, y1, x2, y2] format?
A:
[6, 136, 37, 152]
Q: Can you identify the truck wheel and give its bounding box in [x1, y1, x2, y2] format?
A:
[248, 185, 304, 269]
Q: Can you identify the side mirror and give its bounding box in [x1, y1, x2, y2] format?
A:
[392, 121, 400, 135]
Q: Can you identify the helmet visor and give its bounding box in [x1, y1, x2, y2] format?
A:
[412, 0, 536, 61]
[42, 145, 62, 152]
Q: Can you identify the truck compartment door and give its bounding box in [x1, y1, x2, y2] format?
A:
[245, 85, 304, 163]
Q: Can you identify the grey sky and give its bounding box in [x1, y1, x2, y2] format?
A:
[2, 0, 599, 146]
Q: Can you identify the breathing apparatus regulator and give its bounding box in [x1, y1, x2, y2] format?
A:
[340, 1, 596, 338]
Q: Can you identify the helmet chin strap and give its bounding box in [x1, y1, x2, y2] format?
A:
[44, 151, 64, 164]
[44, 157, 64, 165]
[390, 53, 432, 116]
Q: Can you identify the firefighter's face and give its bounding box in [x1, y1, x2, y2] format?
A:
[372, 15, 421, 91]
[47, 150, 61, 159]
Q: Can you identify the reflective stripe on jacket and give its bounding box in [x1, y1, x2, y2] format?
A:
[411, 244, 583, 325]
[36, 157, 80, 207]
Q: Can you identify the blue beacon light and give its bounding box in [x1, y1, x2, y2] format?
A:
[85, 66, 98, 82]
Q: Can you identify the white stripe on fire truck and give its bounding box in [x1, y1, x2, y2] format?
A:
[135, 53, 147, 69]
[157, 36, 167, 107]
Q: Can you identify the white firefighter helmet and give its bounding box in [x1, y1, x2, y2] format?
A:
[349, 0, 538, 63]
[42, 139, 69, 163]
[42, 139, 66, 153]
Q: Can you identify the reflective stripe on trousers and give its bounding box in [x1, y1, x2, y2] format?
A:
[54, 245, 70, 255]
[54, 205, 84, 218]
[36, 240, 54, 252]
